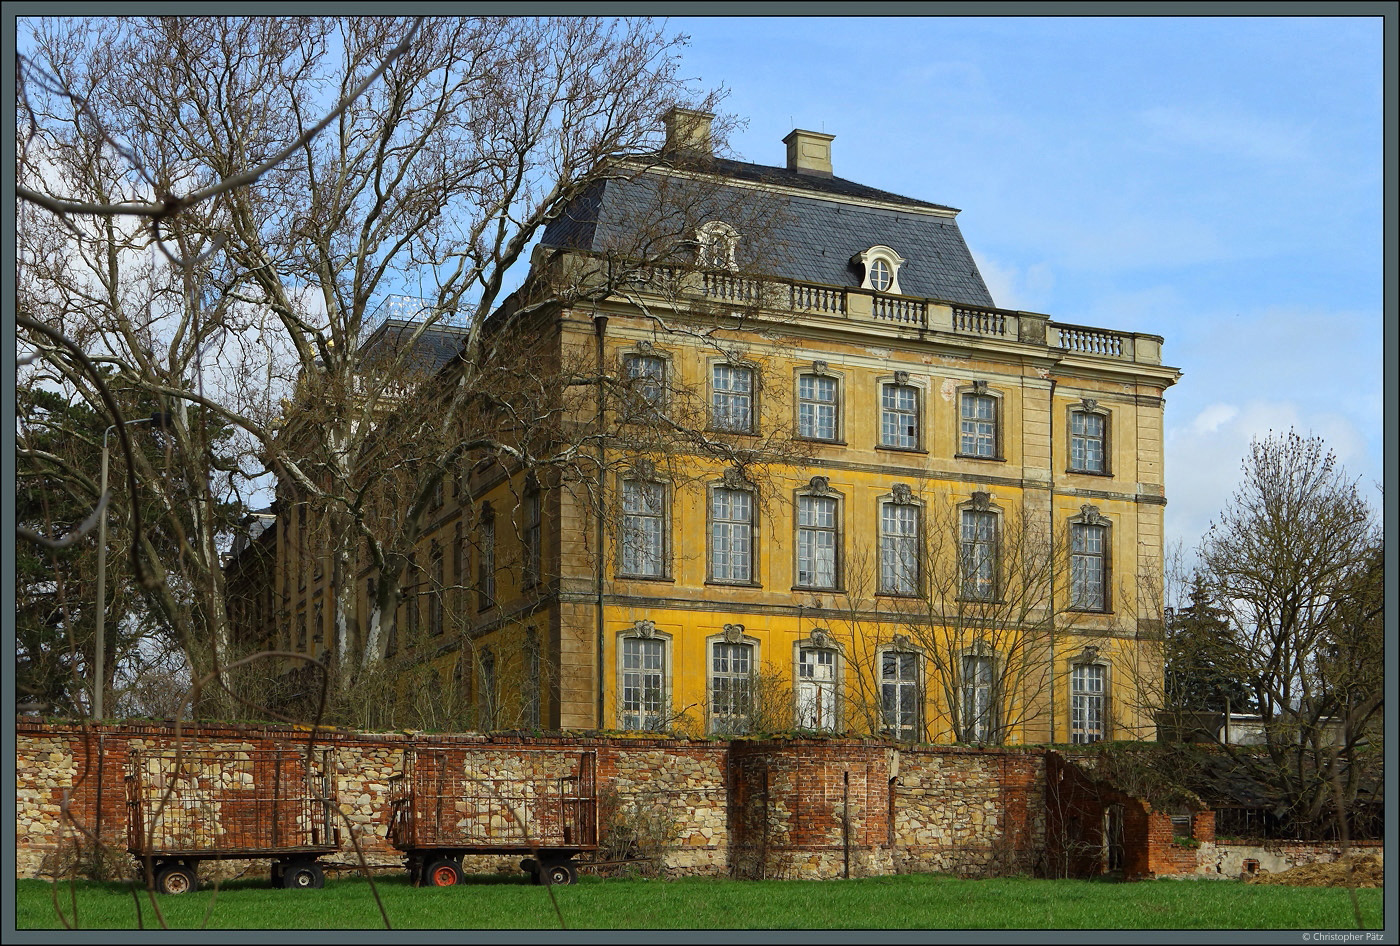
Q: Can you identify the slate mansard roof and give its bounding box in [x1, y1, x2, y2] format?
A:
[541, 155, 996, 309]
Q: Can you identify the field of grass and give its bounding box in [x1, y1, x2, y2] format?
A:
[15, 872, 1383, 931]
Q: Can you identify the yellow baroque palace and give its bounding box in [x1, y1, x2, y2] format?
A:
[228, 110, 1180, 745]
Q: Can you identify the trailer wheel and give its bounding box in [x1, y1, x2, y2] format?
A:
[425, 857, 462, 887]
[156, 864, 198, 896]
[520, 858, 540, 884]
[282, 860, 325, 890]
[542, 862, 577, 886]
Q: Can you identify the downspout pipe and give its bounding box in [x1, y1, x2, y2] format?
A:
[1048, 377, 1057, 744]
[594, 314, 609, 730]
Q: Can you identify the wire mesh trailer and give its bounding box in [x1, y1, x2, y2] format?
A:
[126, 746, 340, 894]
[389, 747, 598, 886]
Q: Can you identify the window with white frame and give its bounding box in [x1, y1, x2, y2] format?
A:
[880, 500, 920, 595]
[961, 653, 996, 743]
[960, 508, 998, 600]
[856, 245, 905, 295]
[796, 494, 838, 589]
[697, 221, 739, 270]
[624, 354, 667, 417]
[710, 487, 754, 582]
[798, 373, 839, 441]
[881, 650, 920, 741]
[880, 383, 919, 449]
[1071, 662, 1106, 744]
[621, 480, 666, 578]
[1070, 410, 1107, 473]
[620, 635, 667, 731]
[710, 640, 754, 735]
[960, 391, 998, 458]
[796, 646, 838, 731]
[711, 363, 754, 432]
[1070, 521, 1108, 610]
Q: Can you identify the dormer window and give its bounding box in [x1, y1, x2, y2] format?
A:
[697, 221, 739, 271]
[855, 245, 906, 295]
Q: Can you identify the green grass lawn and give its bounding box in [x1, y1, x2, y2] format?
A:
[15, 873, 1383, 931]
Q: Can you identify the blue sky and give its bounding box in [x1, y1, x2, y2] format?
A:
[670, 14, 1385, 559]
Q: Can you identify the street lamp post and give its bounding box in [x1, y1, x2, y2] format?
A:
[93, 413, 168, 720]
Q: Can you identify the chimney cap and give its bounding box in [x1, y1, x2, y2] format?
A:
[783, 128, 835, 177]
[662, 106, 715, 154]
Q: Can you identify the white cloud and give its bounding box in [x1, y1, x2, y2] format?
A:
[974, 254, 1054, 312]
[1189, 403, 1238, 435]
[1164, 399, 1379, 559]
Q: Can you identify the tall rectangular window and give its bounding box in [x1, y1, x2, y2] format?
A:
[880, 384, 919, 449]
[621, 480, 665, 578]
[960, 393, 997, 457]
[1071, 523, 1106, 610]
[524, 486, 542, 586]
[880, 502, 920, 595]
[710, 642, 753, 735]
[796, 647, 838, 731]
[796, 495, 838, 589]
[960, 509, 997, 600]
[621, 637, 666, 731]
[711, 488, 753, 582]
[961, 654, 996, 743]
[711, 364, 753, 432]
[429, 546, 444, 636]
[478, 511, 495, 610]
[624, 354, 666, 416]
[798, 374, 838, 441]
[1070, 411, 1106, 473]
[404, 554, 419, 637]
[881, 651, 920, 741]
[1071, 663, 1106, 744]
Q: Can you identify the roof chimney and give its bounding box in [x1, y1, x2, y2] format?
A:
[783, 128, 835, 177]
[662, 107, 714, 154]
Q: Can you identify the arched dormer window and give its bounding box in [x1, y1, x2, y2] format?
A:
[696, 221, 740, 271]
[855, 245, 906, 295]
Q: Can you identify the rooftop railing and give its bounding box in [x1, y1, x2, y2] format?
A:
[593, 256, 1161, 366]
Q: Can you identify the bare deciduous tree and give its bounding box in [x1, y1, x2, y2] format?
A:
[1196, 430, 1382, 836]
[18, 15, 778, 716]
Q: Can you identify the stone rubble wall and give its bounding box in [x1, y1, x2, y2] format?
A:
[19, 721, 1275, 885]
[892, 746, 1046, 877]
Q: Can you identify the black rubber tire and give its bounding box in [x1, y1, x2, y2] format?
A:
[270, 862, 283, 888]
[156, 864, 198, 896]
[424, 857, 462, 887]
[282, 860, 325, 890]
[542, 862, 577, 886]
[520, 858, 540, 884]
